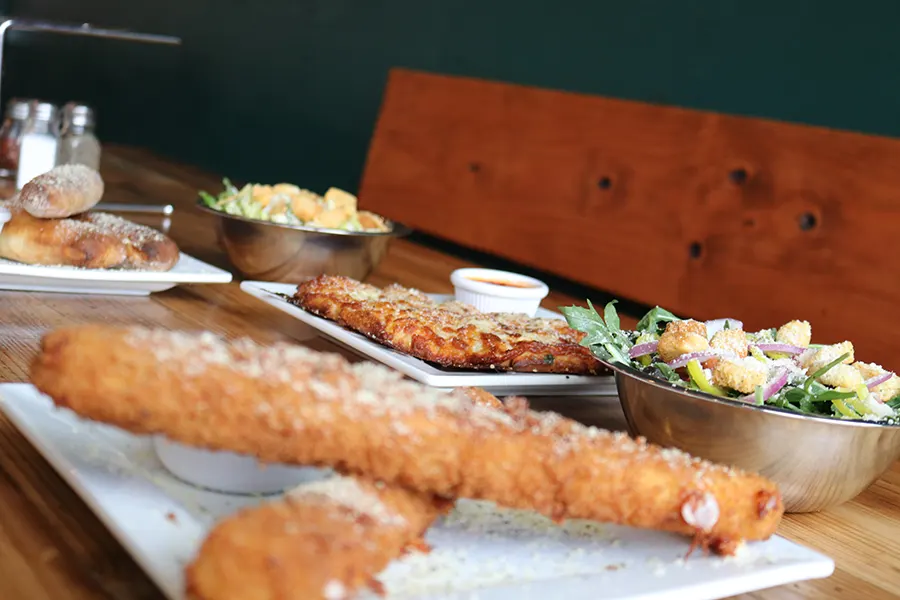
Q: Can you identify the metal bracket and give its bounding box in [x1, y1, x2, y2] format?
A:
[0, 18, 181, 103]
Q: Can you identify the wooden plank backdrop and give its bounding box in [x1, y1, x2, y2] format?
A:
[359, 68, 900, 368]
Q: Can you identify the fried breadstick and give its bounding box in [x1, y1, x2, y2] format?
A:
[187, 475, 448, 600]
[189, 387, 500, 600]
[30, 325, 783, 553]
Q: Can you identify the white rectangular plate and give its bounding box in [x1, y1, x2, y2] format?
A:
[0, 254, 233, 295]
[0, 384, 834, 600]
[241, 281, 617, 396]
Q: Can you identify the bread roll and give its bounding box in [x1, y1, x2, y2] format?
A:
[17, 164, 104, 218]
[0, 208, 179, 271]
[78, 212, 180, 271]
[0, 208, 125, 268]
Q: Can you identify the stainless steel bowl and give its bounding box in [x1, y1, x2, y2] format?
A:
[608, 363, 900, 513]
[196, 201, 412, 283]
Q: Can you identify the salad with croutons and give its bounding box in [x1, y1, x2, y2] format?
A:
[561, 301, 900, 422]
[199, 179, 390, 233]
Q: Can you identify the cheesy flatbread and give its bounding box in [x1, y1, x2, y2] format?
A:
[291, 275, 606, 375]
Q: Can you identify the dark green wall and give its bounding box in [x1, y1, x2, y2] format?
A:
[5, 1, 900, 194]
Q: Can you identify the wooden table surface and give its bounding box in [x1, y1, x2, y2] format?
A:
[0, 146, 897, 600]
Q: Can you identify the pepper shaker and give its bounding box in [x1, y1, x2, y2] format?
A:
[58, 103, 101, 170]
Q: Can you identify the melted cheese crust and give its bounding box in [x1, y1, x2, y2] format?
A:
[291, 275, 606, 375]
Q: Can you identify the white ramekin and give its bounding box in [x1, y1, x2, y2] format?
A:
[0, 206, 10, 235]
[450, 268, 550, 317]
[153, 436, 325, 494]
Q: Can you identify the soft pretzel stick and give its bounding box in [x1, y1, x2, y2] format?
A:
[30, 325, 783, 554]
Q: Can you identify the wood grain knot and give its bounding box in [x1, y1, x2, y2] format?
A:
[798, 212, 818, 231]
[689, 241, 703, 259]
[597, 176, 613, 190]
[729, 168, 748, 185]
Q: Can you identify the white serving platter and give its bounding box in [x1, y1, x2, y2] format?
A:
[0, 383, 834, 600]
[0, 253, 233, 295]
[240, 281, 618, 396]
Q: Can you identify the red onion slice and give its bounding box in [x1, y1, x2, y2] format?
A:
[866, 372, 893, 389]
[667, 351, 719, 369]
[741, 368, 789, 404]
[753, 343, 805, 356]
[628, 341, 659, 359]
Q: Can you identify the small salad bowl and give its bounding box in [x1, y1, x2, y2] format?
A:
[611, 363, 900, 513]
[561, 302, 900, 513]
[195, 201, 412, 283]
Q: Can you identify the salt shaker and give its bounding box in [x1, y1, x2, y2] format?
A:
[58, 103, 101, 170]
[0, 98, 32, 181]
[15, 101, 59, 190]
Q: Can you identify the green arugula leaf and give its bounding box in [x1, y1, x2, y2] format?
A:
[798, 395, 816, 413]
[560, 303, 631, 365]
[653, 362, 683, 385]
[635, 306, 680, 334]
[199, 190, 218, 207]
[603, 300, 621, 333]
[887, 395, 900, 410]
[782, 388, 809, 403]
[222, 177, 238, 195]
[560, 305, 611, 347]
[559, 304, 602, 331]
[806, 381, 829, 395]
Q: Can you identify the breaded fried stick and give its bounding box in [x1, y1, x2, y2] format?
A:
[187, 475, 448, 600]
[189, 387, 501, 600]
[30, 325, 784, 554]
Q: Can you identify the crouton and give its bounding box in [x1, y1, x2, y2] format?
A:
[665, 320, 707, 339]
[323, 187, 358, 211]
[775, 320, 811, 348]
[291, 194, 322, 222]
[657, 320, 709, 363]
[817, 364, 864, 389]
[273, 183, 302, 195]
[854, 362, 900, 403]
[710, 329, 749, 358]
[310, 206, 353, 229]
[711, 357, 767, 394]
[798, 342, 854, 374]
[358, 210, 388, 231]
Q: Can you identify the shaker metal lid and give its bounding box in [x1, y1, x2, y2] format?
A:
[32, 101, 58, 122]
[62, 102, 95, 128]
[5, 98, 33, 120]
